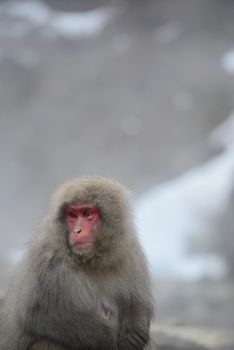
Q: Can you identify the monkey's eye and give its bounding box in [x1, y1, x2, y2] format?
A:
[68, 211, 77, 219]
[83, 210, 93, 217]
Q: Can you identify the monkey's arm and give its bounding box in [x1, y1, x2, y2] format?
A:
[116, 244, 154, 350]
[117, 295, 153, 350]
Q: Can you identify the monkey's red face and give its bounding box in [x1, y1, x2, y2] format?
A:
[66, 204, 100, 251]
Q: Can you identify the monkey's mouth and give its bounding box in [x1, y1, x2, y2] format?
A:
[72, 241, 93, 250]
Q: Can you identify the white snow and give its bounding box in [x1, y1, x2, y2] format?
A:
[50, 8, 113, 39]
[6, 1, 50, 25]
[210, 111, 234, 150]
[135, 114, 234, 280]
[221, 50, 234, 74]
[1, 0, 114, 39]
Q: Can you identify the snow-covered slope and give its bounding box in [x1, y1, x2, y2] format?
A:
[135, 115, 234, 280]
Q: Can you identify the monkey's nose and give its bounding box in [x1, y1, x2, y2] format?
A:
[76, 228, 82, 234]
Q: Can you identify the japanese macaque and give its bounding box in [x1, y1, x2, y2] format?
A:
[0, 177, 154, 350]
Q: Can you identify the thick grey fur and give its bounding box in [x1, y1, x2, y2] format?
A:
[0, 177, 154, 350]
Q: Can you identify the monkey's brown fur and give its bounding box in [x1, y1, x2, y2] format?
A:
[0, 177, 154, 350]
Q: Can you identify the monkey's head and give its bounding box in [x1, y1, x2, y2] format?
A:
[49, 177, 134, 266]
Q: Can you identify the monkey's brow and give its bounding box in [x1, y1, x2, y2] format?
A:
[59, 201, 101, 214]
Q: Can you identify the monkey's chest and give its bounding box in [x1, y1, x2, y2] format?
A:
[74, 274, 119, 324]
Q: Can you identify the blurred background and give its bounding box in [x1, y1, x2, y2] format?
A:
[0, 0, 234, 330]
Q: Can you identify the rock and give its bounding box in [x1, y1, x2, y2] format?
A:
[151, 325, 234, 350]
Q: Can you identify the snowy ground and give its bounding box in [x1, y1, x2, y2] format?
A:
[136, 115, 234, 280]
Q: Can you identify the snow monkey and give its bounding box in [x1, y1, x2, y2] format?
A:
[0, 177, 154, 350]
